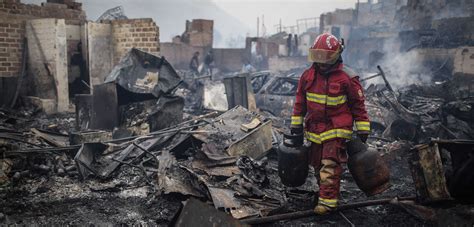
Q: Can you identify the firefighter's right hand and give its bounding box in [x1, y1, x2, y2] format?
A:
[358, 133, 368, 143]
[290, 125, 303, 135]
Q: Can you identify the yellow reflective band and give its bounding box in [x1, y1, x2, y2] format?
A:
[291, 116, 303, 125]
[305, 129, 353, 144]
[319, 198, 338, 208]
[306, 92, 347, 106]
[355, 121, 371, 131]
[307, 92, 326, 99]
[306, 93, 326, 105]
[327, 95, 347, 105]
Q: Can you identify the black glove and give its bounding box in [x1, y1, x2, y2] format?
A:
[290, 126, 303, 135]
[286, 126, 304, 147]
[358, 133, 368, 143]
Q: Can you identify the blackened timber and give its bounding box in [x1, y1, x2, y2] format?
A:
[241, 196, 417, 225]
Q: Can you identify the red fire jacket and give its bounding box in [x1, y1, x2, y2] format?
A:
[291, 63, 370, 144]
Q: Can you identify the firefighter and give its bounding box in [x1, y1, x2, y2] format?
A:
[290, 33, 370, 215]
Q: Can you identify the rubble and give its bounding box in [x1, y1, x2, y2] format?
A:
[2, 68, 474, 225]
[0, 0, 473, 225]
[175, 198, 244, 227]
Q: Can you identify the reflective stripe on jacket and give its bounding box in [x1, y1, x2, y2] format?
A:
[291, 63, 370, 144]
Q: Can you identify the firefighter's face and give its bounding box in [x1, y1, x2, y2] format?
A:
[316, 63, 332, 71]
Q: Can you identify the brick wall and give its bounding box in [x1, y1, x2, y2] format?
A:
[0, 0, 85, 78]
[111, 19, 160, 65]
[0, 19, 24, 77]
[87, 19, 160, 87]
[181, 19, 213, 48]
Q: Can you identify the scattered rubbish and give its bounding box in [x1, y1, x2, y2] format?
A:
[157, 159, 206, 197]
[240, 118, 261, 132]
[237, 156, 268, 185]
[105, 48, 182, 98]
[194, 106, 273, 159]
[223, 74, 257, 111]
[390, 198, 437, 222]
[203, 81, 229, 111]
[174, 198, 246, 227]
[420, 139, 474, 200]
[148, 96, 185, 131]
[0, 2, 473, 224]
[30, 128, 69, 147]
[97, 6, 128, 21]
[0, 159, 13, 186]
[208, 187, 242, 210]
[241, 196, 417, 225]
[74, 143, 108, 180]
[70, 130, 113, 145]
[409, 142, 451, 202]
[74, 94, 93, 131]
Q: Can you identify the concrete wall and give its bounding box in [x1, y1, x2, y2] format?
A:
[321, 24, 351, 40]
[213, 48, 248, 72]
[345, 36, 387, 69]
[357, 1, 402, 28]
[26, 18, 69, 112]
[453, 47, 474, 77]
[87, 22, 113, 87]
[161, 44, 247, 72]
[160, 42, 205, 69]
[268, 56, 308, 72]
[320, 8, 354, 34]
[396, 0, 473, 30]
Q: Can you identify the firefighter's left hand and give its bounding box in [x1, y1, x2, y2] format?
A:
[358, 133, 368, 143]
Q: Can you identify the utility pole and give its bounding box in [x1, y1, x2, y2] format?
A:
[257, 17, 260, 37]
[355, 0, 360, 27]
[279, 18, 282, 33]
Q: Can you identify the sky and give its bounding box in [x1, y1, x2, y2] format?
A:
[211, 0, 357, 36]
[22, 0, 359, 47]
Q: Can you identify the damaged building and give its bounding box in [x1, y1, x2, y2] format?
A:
[1, 0, 474, 226]
[0, 0, 161, 113]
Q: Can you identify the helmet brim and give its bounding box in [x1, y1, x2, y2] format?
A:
[308, 48, 340, 64]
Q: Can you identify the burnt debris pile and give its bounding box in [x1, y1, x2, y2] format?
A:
[1, 54, 474, 226]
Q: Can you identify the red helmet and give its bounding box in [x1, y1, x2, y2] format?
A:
[308, 33, 343, 64]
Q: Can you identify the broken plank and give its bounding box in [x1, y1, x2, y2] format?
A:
[31, 128, 69, 147]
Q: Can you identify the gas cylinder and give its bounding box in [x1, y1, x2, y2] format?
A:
[278, 133, 309, 187]
[347, 137, 391, 196]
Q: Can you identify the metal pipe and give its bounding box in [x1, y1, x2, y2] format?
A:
[377, 65, 394, 92]
[241, 196, 416, 225]
[360, 73, 382, 82]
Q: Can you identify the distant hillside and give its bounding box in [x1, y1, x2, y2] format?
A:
[22, 0, 251, 47]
